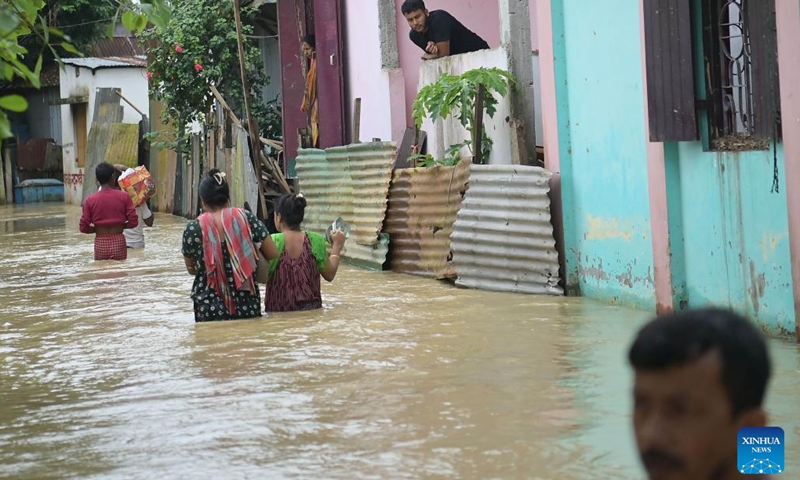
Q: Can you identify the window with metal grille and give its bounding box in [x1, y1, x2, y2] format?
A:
[642, 0, 781, 150]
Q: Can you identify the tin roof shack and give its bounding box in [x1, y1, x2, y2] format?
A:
[0, 64, 65, 198]
[57, 56, 149, 205]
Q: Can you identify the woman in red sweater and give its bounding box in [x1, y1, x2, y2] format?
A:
[79, 162, 138, 261]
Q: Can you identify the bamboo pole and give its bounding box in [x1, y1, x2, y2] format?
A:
[210, 85, 291, 193]
[231, 0, 290, 213]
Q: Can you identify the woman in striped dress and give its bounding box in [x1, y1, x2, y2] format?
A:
[264, 193, 346, 312]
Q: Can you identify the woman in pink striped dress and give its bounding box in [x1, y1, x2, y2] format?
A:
[264, 194, 346, 312]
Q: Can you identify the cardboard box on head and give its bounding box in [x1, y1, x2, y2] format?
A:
[118, 166, 156, 207]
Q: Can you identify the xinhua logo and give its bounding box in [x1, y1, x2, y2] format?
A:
[738, 426, 784, 475]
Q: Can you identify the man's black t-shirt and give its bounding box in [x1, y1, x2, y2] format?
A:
[409, 10, 490, 56]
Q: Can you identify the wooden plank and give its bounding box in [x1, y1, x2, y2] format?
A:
[81, 89, 123, 203]
[173, 137, 184, 216]
[472, 84, 485, 164]
[394, 127, 427, 169]
[747, 0, 780, 138]
[277, 0, 307, 173]
[211, 86, 290, 194]
[51, 95, 89, 105]
[210, 86, 242, 128]
[81, 123, 112, 203]
[92, 88, 124, 124]
[106, 123, 139, 168]
[0, 148, 6, 204]
[353, 97, 361, 143]
[149, 100, 179, 213]
[74, 103, 88, 168]
[191, 135, 200, 217]
[314, 0, 346, 148]
[161, 146, 177, 214]
[207, 130, 216, 171]
[114, 90, 146, 117]
[138, 116, 150, 169]
[642, 0, 698, 141]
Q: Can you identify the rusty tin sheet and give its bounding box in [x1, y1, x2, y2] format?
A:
[386, 159, 470, 279]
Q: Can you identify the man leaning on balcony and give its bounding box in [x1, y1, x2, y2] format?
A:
[402, 0, 490, 61]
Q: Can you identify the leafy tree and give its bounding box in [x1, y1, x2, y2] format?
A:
[0, 0, 169, 139]
[19, 0, 117, 64]
[139, 0, 272, 147]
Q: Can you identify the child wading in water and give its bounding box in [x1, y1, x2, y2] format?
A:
[265, 193, 346, 312]
[79, 162, 138, 260]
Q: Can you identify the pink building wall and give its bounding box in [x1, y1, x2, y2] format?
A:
[342, 0, 394, 142]
[776, 0, 800, 338]
[638, 1, 673, 313]
[395, 0, 501, 126]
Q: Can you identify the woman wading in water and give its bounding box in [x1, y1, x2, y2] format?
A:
[265, 193, 346, 312]
[182, 170, 278, 322]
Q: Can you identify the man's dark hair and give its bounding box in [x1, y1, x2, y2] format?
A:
[199, 169, 230, 208]
[301, 34, 315, 49]
[95, 162, 116, 185]
[628, 307, 771, 417]
[275, 193, 307, 230]
[401, 0, 426, 15]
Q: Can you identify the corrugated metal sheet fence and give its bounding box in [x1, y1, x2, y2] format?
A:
[451, 165, 563, 295]
[295, 142, 395, 269]
[385, 159, 470, 279]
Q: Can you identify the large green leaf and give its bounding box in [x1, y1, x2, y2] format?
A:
[60, 42, 80, 55]
[0, 7, 21, 36]
[0, 114, 12, 139]
[0, 94, 29, 113]
[122, 10, 138, 33]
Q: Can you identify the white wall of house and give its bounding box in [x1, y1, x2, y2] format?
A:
[59, 64, 148, 205]
[418, 48, 513, 165]
[342, 0, 401, 144]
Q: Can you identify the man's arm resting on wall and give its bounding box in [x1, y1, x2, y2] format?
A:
[422, 41, 450, 60]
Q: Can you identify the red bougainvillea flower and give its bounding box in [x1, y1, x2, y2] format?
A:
[174, 44, 183, 53]
[194, 63, 203, 72]
[146, 71, 153, 79]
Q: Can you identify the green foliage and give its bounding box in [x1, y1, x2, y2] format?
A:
[412, 67, 516, 166]
[0, 0, 81, 138]
[408, 152, 461, 168]
[27, 0, 116, 59]
[140, 0, 275, 148]
[0, 0, 166, 141]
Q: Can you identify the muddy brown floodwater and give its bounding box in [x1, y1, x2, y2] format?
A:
[0, 204, 798, 480]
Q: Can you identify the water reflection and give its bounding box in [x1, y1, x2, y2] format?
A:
[0, 204, 796, 479]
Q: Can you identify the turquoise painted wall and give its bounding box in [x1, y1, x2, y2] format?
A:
[663, 0, 796, 334]
[666, 144, 794, 334]
[552, 0, 655, 310]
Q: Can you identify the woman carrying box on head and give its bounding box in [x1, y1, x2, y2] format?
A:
[114, 164, 155, 249]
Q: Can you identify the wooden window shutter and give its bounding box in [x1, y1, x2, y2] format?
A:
[642, 0, 699, 142]
[747, 0, 781, 139]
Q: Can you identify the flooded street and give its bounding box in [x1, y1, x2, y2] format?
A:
[1, 204, 798, 480]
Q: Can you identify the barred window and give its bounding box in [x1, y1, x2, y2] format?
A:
[643, 0, 780, 150]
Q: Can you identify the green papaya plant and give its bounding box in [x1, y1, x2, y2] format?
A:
[411, 67, 516, 167]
